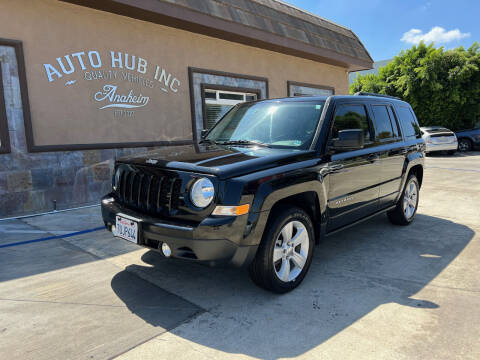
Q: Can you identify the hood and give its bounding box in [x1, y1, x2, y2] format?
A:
[117, 144, 316, 179]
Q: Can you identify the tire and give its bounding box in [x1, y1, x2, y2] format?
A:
[458, 138, 472, 152]
[249, 205, 315, 293]
[387, 174, 420, 226]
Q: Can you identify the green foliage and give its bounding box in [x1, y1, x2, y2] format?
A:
[350, 42, 480, 131]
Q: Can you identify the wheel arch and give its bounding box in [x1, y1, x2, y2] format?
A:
[268, 191, 322, 244]
[408, 164, 424, 188]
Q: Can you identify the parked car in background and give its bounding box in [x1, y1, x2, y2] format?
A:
[420, 127, 457, 155]
[455, 127, 480, 152]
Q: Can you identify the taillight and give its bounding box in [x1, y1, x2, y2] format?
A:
[425, 136, 432, 144]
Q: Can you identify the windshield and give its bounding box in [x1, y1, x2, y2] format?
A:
[205, 100, 325, 149]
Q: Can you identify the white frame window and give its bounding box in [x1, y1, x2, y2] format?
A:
[203, 89, 258, 129]
[204, 89, 258, 106]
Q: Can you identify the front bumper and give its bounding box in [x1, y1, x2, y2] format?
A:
[425, 141, 458, 153]
[101, 195, 258, 267]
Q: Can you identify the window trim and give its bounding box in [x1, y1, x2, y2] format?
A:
[287, 80, 335, 97]
[204, 88, 258, 106]
[200, 84, 261, 130]
[0, 62, 10, 154]
[370, 103, 403, 143]
[189, 67, 268, 143]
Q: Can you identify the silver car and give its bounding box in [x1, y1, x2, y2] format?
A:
[420, 127, 458, 154]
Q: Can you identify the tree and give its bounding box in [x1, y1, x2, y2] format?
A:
[350, 42, 480, 131]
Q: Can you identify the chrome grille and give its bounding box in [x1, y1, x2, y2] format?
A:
[115, 165, 182, 215]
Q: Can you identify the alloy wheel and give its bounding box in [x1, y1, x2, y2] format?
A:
[403, 179, 418, 220]
[273, 221, 309, 282]
[458, 139, 471, 152]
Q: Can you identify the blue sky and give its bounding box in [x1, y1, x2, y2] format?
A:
[285, 0, 479, 61]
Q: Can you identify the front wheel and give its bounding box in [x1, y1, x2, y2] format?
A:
[249, 206, 314, 293]
[387, 174, 420, 225]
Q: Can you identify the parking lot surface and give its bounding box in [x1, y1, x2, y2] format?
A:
[1, 152, 479, 360]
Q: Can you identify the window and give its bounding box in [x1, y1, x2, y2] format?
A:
[396, 106, 421, 139]
[288, 82, 334, 97]
[206, 101, 325, 149]
[331, 104, 372, 144]
[203, 89, 258, 130]
[387, 106, 401, 137]
[371, 105, 400, 140]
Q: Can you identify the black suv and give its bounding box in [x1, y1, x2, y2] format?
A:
[101, 93, 425, 293]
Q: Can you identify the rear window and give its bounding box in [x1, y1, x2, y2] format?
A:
[424, 128, 452, 135]
[396, 106, 421, 139]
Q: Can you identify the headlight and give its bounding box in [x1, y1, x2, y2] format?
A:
[190, 178, 214, 208]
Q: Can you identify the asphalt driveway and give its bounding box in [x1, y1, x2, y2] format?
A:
[1, 152, 479, 359]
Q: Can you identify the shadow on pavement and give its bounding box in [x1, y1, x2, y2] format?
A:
[426, 151, 480, 158]
[111, 213, 474, 358]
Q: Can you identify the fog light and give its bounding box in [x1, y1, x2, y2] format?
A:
[161, 242, 172, 257]
[102, 197, 114, 205]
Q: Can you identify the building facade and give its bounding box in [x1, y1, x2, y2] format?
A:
[0, 0, 372, 217]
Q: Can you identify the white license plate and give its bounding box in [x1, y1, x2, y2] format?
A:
[114, 215, 138, 243]
[435, 137, 449, 143]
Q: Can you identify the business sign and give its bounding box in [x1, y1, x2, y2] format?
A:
[43, 50, 181, 118]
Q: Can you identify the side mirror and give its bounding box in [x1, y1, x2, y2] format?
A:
[331, 129, 364, 151]
[200, 129, 209, 139]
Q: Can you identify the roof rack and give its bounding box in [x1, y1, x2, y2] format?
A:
[354, 92, 400, 100]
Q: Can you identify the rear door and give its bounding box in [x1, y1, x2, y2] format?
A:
[326, 102, 382, 232]
[370, 103, 406, 208]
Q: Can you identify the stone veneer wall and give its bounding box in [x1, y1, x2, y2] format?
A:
[0, 45, 178, 218]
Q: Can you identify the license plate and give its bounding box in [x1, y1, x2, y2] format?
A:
[114, 215, 138, 244]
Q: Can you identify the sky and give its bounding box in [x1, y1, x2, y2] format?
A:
[285, 0, 479, 61]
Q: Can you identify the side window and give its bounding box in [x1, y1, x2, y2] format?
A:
[331, 104, 373, 144]
[387, 106, 401, 138]
[396, 106, 421, 139]
[371, 105, 395, 140]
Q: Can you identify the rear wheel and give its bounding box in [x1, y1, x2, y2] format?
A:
[387, 174, 419, 226]
[249, 206, 314, 293]
[458, 138, 472, 152]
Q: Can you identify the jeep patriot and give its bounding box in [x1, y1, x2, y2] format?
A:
[101, 93, 425, 293]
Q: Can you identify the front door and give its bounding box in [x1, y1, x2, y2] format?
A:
[326, 103, 381, 232]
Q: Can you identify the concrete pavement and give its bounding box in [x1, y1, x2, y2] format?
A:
[1, 152, 479, 359]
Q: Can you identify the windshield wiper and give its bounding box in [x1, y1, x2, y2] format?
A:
[198, 139, 217, 145]
[215, 140, 271, 148]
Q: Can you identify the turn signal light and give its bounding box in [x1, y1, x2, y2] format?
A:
[212, 204, 250, 216]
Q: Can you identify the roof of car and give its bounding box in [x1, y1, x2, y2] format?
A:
[261, 95, 410, 105]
